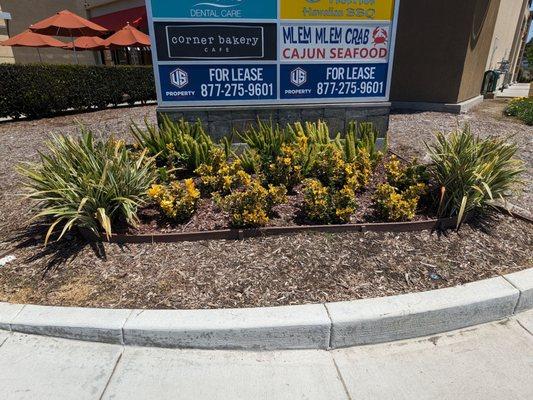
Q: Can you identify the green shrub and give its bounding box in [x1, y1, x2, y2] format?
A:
[0, 64, 155, 119]
[505, 97, 533, 125]
[427, 126, 524, 226]
[131, 116, 218, 175]
[220, 180, 287, 228]
[147, 179, 200, 222]
[18, 130, 157, 242]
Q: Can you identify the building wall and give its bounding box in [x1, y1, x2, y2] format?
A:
[0, 3, 14, 63]
[85, 0, 145, 18]
[391, 0, 501, 104]
[486, 0, 525, 70]
[457, 0, 502, 102]
[0, 0, 95, 65]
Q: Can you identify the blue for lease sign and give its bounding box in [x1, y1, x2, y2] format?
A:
[160, 64, 278, 102]
[146, 0, 399, 106]
[280, 64, 388, 100]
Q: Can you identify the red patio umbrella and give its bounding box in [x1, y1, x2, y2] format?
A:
[29, 10, 108, 63]
[103, 23, 150, 49]
[0, 30, 65, 62]
[63, 36, 106, 51]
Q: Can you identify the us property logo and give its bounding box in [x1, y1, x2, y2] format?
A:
[170, 68, 189, 88]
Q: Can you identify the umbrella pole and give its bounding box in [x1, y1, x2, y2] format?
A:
[37, 48, 42, 63]
[71, 36, 79, 64]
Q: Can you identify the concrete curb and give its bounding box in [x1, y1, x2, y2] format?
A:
[0, 268, 531, 350]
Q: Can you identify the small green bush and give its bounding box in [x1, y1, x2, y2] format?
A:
[505, 97, 533, 125]
[427, 125, 524, 226]
[0, 64, 155, 119]
[18, 130, 156, 242]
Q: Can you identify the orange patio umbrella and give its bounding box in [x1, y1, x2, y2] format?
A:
[103, 23, 151, 49]
[0, 30, 65, 62]
[29, 10, 108, 63]
[63, 36, 106, 51]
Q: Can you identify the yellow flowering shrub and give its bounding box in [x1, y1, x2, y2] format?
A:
[221, 180, 287, 228]
[302, 179, 357, 224]
[385, 155, 428, 191]
[373, 183, 428, 222]
[267, 144, 304, 189]
[312, 145, 373, 192]
[147, 179, 200, 221]
[195, 148, 252, 195]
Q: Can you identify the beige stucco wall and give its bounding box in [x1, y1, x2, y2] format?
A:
[0, 0, 96, 64]
[0, 3, 14, 63]
[486, 0, 525, 70]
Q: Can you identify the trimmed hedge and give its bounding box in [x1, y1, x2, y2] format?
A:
[0, 64, 156, 119]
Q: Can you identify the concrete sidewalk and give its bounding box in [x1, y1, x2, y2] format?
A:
[496, 83, 531, 98]
[0, 311, 532, 400]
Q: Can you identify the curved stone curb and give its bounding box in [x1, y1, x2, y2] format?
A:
[0, 268, 532, 350]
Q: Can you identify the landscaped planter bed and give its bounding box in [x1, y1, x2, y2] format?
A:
[0, 103, 531, 311]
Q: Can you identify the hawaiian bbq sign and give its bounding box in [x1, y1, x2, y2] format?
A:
[146, 0, 398, 106]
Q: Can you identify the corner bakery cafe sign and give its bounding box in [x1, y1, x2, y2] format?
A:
[147, 0, 398, 106]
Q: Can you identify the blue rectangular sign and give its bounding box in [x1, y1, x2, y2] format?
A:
[280, 63, 388, 100]
[150, 0, 278, 20]
[159, 64, 277, 103]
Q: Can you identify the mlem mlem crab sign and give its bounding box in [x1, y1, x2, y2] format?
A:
[146, 0, 399, 107]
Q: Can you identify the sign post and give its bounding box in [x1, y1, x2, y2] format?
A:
[146, 0, 400, 138]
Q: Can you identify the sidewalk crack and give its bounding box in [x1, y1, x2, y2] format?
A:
[332, 355, 353, 400]
[516, 319, 533, 337]
[98, 347, 124, 400]
[323, 303, 334, 350]
[500, 275, 522, 315]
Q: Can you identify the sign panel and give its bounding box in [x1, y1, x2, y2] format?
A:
[280, 23, 390, 62]
[160, 64, 277, 102]
[147, 0, 399, 106]
[280, 64, 388, 99]
[280, 0, 395, 21]
[154, 22, 277, 61]
[151, 0, 278, 19]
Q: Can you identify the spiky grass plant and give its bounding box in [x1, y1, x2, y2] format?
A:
[18, 129, 156, 243]
[131, 115, 217, 173]
[427, 125, 524, 227]
[343, 121, 384, 165]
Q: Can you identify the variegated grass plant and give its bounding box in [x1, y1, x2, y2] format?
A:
[427, 125, 524, 228]
[18, 128, 156, 243]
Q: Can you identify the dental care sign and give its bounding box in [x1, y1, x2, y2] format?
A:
[146, 0, 399, 106]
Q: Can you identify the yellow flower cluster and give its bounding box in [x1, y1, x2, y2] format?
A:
[313, 145, 372, 192]
[385, 155, 427, 191]
[196, 149, 252, 194]
[221, 180, 287, 228]
[268, 144, 304, 189]
[373, 183, 428, 222]
[147, 179, 200, 221]
[302, 178, 357, 224]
